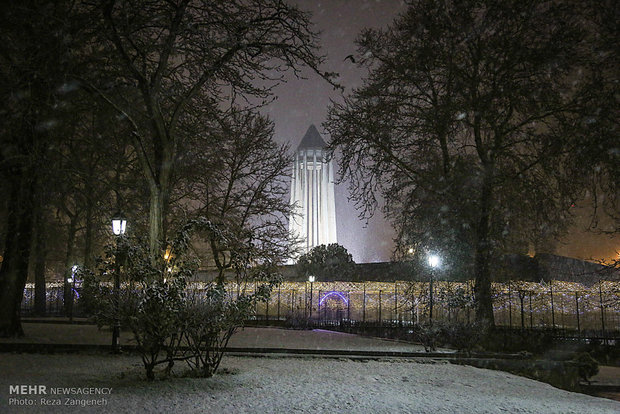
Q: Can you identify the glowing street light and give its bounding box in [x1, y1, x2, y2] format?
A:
[308, 275, 315, 319]
[67, 264, 79, 322]
[111, 212, 127, 236]
[111, 211, 127, 353]
[427, 253, 441, 321]
[428, 254, 440, 268]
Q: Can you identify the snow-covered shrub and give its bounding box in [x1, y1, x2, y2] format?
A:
[481, 329, 555, 354]
[81, 236, 192, 379]
[414, 320, 488, 353]
[571, 352, 599, 384]
[441, 321, 488, 354]
[284, 310, 313, 330]
[130, 278, 187, 380]
[84, 217, 282, 380]
[180, 285, 255, 377]
[414, 322, 444, 352]
[77, 267, 101, 317]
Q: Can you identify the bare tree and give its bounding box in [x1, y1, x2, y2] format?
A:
[564, 0, 619, 235]
[82, 0, 333, 259]
[326, 0, 601, 326]
[178, 108, 294, 283]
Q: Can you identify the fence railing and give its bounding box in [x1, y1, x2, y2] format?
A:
[21, 280, 620, 337]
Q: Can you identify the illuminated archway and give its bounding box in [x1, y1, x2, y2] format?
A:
[319, 291, 349, 306]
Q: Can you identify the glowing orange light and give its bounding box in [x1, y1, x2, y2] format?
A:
[163, 246, 172, 262]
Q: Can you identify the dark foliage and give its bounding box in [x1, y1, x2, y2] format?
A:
[82, 218, 279, 380]
[326, 0, 617, 327]
[296, 243, 355, 281]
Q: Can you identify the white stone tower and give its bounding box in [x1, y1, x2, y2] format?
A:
[289, 125, 337, 255]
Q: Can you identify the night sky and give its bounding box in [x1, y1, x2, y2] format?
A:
[265, 0, 618, 264]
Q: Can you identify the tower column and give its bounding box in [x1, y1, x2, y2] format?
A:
[303, 149, 309, 252]
[288, 125, 337, 258]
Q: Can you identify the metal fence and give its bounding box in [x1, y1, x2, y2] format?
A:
[21, 284, 70, 317]
[21, 280, 620, 337]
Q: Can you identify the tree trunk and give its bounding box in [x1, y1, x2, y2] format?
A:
[148, 153, 172, 263]
[63, 218, 77, 316]
[473, 170, 495, 327]
[0, 170, 36, 337]
[83, 182, 95, 269]
[33, 207, 47, 316]
[148, 185, 165, 260]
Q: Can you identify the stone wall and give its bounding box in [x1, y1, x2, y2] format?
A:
[195, 254, 618, 284]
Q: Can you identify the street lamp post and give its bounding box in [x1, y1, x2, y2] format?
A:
[67, 265, 78, 322]
[428, 254, 440, 322]
[308, 276, 315, 319]
[111, 212, 127, 354]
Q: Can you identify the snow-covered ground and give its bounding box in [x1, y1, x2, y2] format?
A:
[0, 324, 435, 353]
[1, 353, 618, 414]
[229, 327, 437, 352]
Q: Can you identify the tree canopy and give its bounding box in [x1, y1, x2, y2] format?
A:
[0, 0, 332, 336]
[326, 0, 615, 325]
[82, 0, 333, 257]
[296, 244, 355, 281]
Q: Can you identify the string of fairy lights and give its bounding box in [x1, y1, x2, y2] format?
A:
[23, 279, 619, 330]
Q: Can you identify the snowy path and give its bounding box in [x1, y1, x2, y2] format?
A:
[230, 327, 434, 352]
[1, 354, 618, 413]
[0, 324, 432, 353]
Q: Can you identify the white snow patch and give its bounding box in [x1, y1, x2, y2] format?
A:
[1, 354, 618, 414]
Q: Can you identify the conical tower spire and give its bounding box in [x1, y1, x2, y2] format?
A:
[297, 124, 327, 149]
